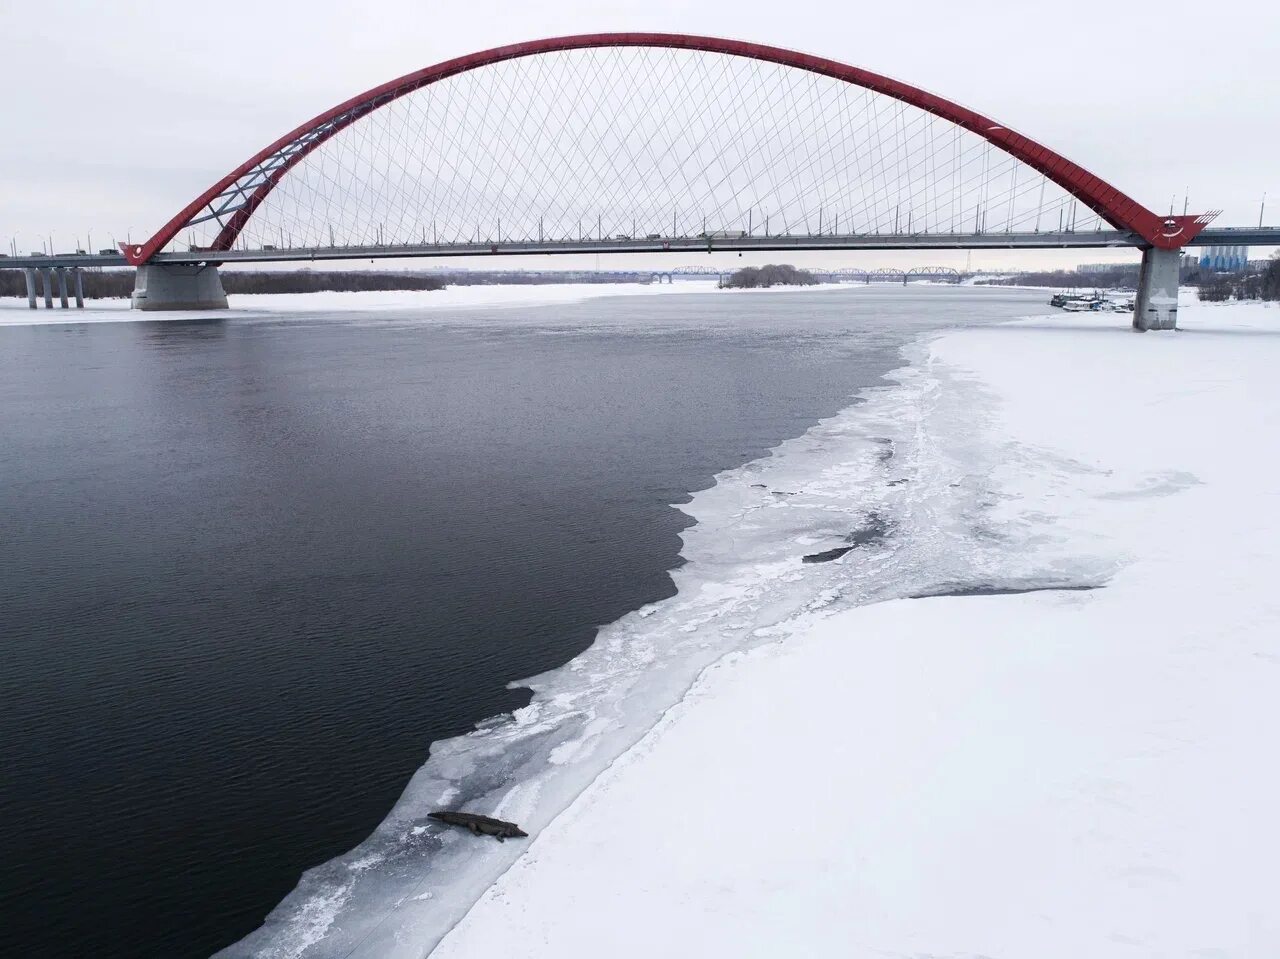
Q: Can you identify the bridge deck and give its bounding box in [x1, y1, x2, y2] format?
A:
[1, 227, 1274, 271]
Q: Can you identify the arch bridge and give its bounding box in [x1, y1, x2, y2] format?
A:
[27, 34, 1276, 328]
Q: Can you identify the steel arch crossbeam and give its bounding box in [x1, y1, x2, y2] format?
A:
[122, 33, 1212, 265]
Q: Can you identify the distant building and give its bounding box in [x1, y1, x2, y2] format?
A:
[1199, 244, 1249, 272]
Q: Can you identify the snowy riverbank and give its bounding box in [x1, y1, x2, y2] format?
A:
[0, 278, 880, 327]
[0, 281, 710, 325]
[433, 295, 1280, 958]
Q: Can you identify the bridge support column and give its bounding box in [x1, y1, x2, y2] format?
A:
[1133, 246, 1181, 331]
[73, 268, 84, 308]
[23, 268, 37, 309]
[56, 267, 69, 309]
[40, 268, 53, 308]
[131, 263, 228, 311]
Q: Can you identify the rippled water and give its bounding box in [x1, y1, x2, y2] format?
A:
[0, 285, 1044, 957]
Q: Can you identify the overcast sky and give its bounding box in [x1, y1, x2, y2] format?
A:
[2, 0, 1276, 270]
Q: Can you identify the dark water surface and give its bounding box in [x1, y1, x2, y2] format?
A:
[0, 285, 1042, 957]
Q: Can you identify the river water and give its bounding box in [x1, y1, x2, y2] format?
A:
[0, 284, 1043, 957]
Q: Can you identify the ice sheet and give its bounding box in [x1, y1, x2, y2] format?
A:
[0, 281, 715, 326]
[433, 294, 1280, 958]
[221, 292, 1108, 958]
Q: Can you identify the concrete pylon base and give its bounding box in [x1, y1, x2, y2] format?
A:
[1133, 246, 1180, 331]
[131, 264, 228, 311]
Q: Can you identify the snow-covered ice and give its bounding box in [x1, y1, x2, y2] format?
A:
[431, 295, 1280, 958]
[14, 262, 1275, 956]
[0, 275, 886, 328]
[222, 286, 1038, 959]
[188, 286, 1280, 958]
[0, 280, 712, 326]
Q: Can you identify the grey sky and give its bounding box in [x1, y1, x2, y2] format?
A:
[2, 0, 1276, 270]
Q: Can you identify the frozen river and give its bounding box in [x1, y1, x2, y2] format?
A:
[0, 283, 1044, 957]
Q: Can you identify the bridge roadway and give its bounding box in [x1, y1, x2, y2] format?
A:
[4, 227, 1276, 271]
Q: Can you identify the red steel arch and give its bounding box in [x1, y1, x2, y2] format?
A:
[123, 33, 1210, 265]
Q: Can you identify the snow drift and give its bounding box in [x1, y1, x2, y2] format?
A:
[435, 296, 1280, 958]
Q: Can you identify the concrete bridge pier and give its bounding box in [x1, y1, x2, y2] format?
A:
[131, 263, 228, 311]
[1133, 246, 1181, 331]
[56, 268, 69, 309]
[23, 268, 37, 308]
[39, 268, 53, 309]
[73, 268, 84, 308]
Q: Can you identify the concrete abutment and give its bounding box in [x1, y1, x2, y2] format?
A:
[1133, 246, 1181, 331]
[131, 264, 228, 311]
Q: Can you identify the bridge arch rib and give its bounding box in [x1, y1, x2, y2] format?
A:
[124, 33, 1211, 265]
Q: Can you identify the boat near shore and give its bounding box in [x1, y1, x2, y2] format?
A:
[1050, 291, 1135, 313]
